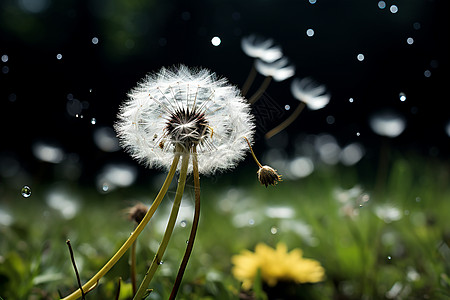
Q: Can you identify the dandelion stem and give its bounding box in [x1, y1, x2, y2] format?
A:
[133, 152, 190, 300]
[61, 154, 180, 300]
[243, 137, 262, 168]
[169, 146, 201, 299]
[130, 235, 137, 296]
[241, 63, 257, 97]
[248, 76, 272, 105]
[265, 101, 306, 139]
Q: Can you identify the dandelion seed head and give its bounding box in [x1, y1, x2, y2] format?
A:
[115, 65, 255, 175]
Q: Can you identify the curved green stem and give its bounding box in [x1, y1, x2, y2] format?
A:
[130, 235, 137, 296]
[248, 76, 272, 105]
[265, 101, 306, 139]
[61, 154, 180, 300]
[241, 64, 257, 97]
[133, 152, 190, 300]
[169, 146, 201, 299]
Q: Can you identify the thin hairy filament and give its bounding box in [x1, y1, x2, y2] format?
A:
[133, 152, 190, 300]
[248, 76, 272, 105]
[243, 136, 262, 168]
[61, 154, 180, 300]
[241, 64, 257, 97]
[169, 146, 201, 299]
[265, 101, 306, 139]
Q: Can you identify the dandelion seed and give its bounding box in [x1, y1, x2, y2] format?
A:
[369, 110, 406, 138]
[290, 77, 330, 110]
[115, 65, 255, 175]
[254, 57, 295, 82]
[241, 35, 283, 63]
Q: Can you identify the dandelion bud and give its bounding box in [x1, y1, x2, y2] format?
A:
[257, 165, 281, 187]
[128, 203, 148, 224]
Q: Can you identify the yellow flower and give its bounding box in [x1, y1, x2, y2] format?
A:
[231, 243, 325, 290]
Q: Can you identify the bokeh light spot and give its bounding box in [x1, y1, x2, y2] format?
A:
[211, 36, 221, 46]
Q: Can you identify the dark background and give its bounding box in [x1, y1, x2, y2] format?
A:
[1, 0, 449, 184]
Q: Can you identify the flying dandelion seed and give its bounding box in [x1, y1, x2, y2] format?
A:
[241, 35, 283, 63]
[254, 58, 295, 82]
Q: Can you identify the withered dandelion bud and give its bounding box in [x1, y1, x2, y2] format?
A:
[257, 165, 282, 187]
[128, 203, 148, 224]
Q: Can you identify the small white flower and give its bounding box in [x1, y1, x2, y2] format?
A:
[290, 77, 330, 110]
[241, 35, 283, 63]
[254, 58, 295, 82]
[115, 65, 255, 175]
[369, 110, 406, 138]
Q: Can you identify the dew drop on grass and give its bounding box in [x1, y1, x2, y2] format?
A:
[180, 220, 187, 227]
[158, 261, 164, 265]
[91, 118, 97, 125]
[399, 92, 406, 102]
[270, 226, 278, 234]
[21, 185, 32, 198]
[387, 255, 392, 260]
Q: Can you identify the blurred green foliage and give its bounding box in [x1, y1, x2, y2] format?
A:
[1, 155, 450, 299]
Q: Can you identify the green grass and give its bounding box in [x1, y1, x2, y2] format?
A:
[1, 155, 450, 299]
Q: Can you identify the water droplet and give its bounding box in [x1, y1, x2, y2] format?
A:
[21, 185, 32, 198]
[1, 54, 8, 63]
[180, 220, 187, 227]
[248, 219, 255, 225]
[415, 197, 421, 203]
[359, 204, 363, 208]
[56, 53, 62, 60]
[387, 255, 392, 260]
[357, 54, 365, 62]
[406, 37, 414, 45]
[413, 22, 421, 30]
[91, 118, 97, 125]
[326, 115, 335, 125]
[102, 183, 109, 192]
[270, 226, 278, 234]
[424, 70, 431, 78]
[89, 88, 93, 93]
[306, 28, 315, 37]
[158, 261, 164, 265]
[378, 1, 386, 9]
[399, 92, 406, 102]
[349, 98, 354, 103]
[92, 37, 99, 45]
[390, 5, 398, 14]
[186, 240, 189, 244]
[356, 132, 361, 137]
[284, 105, 290, 110]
